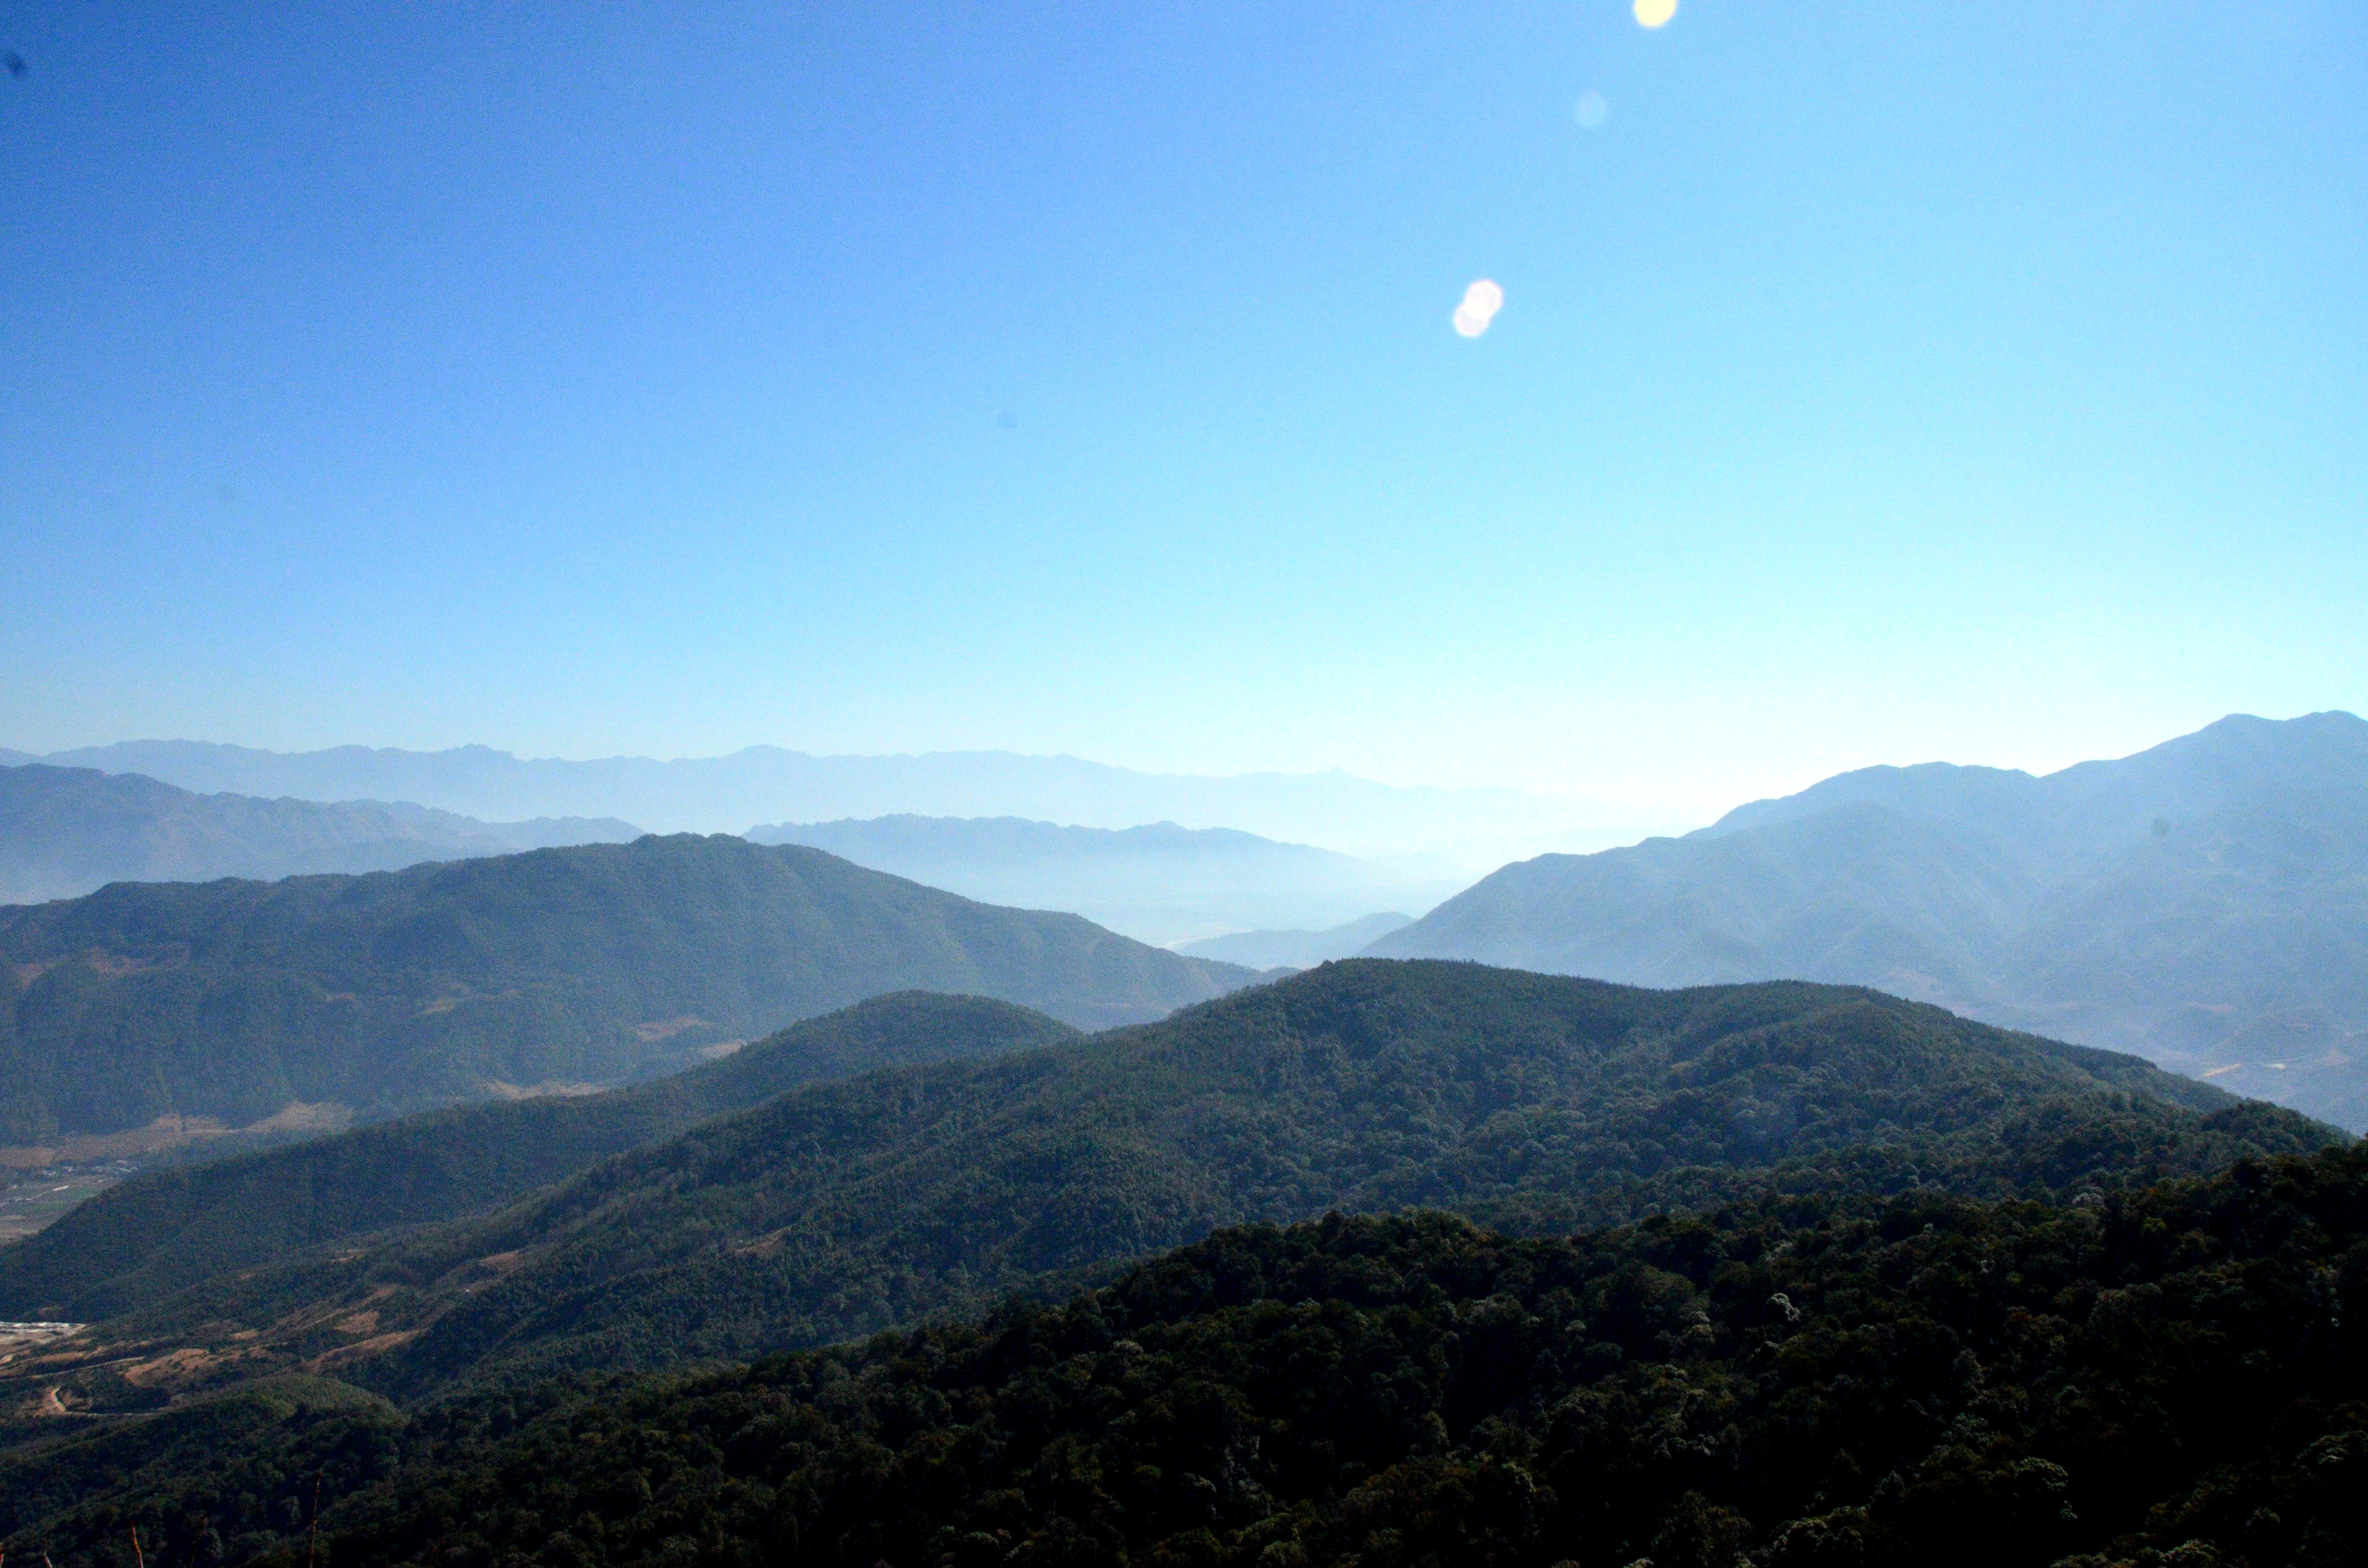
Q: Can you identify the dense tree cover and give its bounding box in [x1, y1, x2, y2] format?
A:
[15, 1142, 2368, 1568]
[0, 1376, 404, 1563]
[0, 994, 1077, 1321]
[25, 963, 2331, 1418]
[0, 833, 1254, 1141]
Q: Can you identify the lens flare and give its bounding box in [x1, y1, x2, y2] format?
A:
[1633, 0, 1677, 28]
[1575, 92, 1609, 128]
[1453, 279, 1504, 338]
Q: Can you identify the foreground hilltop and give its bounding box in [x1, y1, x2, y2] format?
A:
[307, 1151, 2368, 1567]
[1374, 711, 2368, 1127]
[8, 959, 2332, 1422]
[11, 1140, 2368, 1568]
[0, 833, 1258, 1147]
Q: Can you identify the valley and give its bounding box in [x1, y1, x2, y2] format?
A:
[0, 1167, 131, 1244]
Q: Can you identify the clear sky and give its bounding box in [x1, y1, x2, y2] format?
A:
[2, 1, 2362, 820]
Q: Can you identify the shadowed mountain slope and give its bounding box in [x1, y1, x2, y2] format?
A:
[1372, 712, 2368, 1127]
[23, 960, 2331, 1416]
[55, 1146, 2366, 1568]
[0, 834, 1258, 1144]
[0, 993, 1075, 1323]
[0, 764, 639, 906]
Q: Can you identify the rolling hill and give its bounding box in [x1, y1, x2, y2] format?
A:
[0, 833, 1259, 1148]
[127, 1147, 2368, 1568]
[0, 992, 1076, 1323]
[748, 815, 1457, 944]
[0, 763, 640, 906]
[1370, 711, 2368, 1128]
[12, 960, 2331, 1422]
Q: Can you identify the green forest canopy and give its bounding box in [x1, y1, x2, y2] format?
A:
[11, 1141, 2368, 1568]
[0, 833, 1253, 1142]
[0, 992, 1079, 1322]
[11, 961, 2336, 1420]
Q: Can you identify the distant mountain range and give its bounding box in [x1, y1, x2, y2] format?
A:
[1176, 911, 1413, 969]
[1370, 711, 2368, 1128]
[0, 834, 1262, 1149]
[0, 763, 640, 905]
[748, 816, 1458, 944]
[0, 739, 1641, 862]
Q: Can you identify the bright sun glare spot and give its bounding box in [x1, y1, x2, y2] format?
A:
[1633, 0, 1677, 28]
[1452, 279, 1505, 338]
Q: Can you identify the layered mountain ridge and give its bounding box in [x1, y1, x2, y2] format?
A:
[1372, 711, 2368, 1127]
[5, 740, 1633, 863]
[0, 764, 640, 906]
[750, 815, 1455, 944]
[6, 959, 2330, 1421]
[0, 834, 1258, 1146]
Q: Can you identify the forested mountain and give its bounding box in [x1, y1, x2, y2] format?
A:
[0, 764, 639, 906]
[12, 1143, 2368, 1568]
[747, 816, 1456, 944]
[0, 993, 1075, 1322]
[0, 835, 1258, 1145]
[1177, 911, 1414, 969]
[9, 961, 2330, 1423]
[1372, 711, 2368, 1128]
[11, 738, 1624, 863]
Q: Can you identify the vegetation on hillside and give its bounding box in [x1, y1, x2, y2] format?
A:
[12, 962, 2331, 1421]
[0, 833, 1251, 1141]
[0, 993, 1077, 1322]
[13, 1141, 2368, 1567]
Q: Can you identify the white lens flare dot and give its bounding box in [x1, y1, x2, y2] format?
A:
[1575, 92, 1609, 128]
[1452, 279, 1504, 339]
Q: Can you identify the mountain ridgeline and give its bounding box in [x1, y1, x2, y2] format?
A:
[1372, 710, 2368, 1128]
[1176, 911, 1415, 970]
[11, 1119, 2368, 1568]
[275, 1151, 2368, 1568]
[0, 763, 641, 907]
[0, 992, 1077, 1323]
[8, 960, 2333, 1431]
[8, 738, 1612, 865]
[0, 833, 1259, 1145]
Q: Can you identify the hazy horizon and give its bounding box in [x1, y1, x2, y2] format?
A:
[5, 3, 2361, 815]
[10, 708, 2354, 863]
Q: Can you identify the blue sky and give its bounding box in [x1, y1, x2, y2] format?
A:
[2, 1, 2362, 819]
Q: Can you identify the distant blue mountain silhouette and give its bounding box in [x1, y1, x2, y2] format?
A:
[1372, 712, 2368, 1128]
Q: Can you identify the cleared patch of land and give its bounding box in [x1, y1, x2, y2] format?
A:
[0, 1167, 134, 1242]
